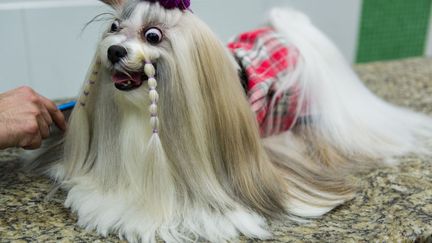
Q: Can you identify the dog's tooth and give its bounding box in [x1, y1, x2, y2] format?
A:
[144, 63, 156, 77]
[127, 80, 132, 85]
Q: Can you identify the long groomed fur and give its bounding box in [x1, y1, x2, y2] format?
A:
[30, 1, 432, 242]
[266, 9, 432, 161]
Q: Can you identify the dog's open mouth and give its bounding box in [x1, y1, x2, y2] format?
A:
[112, 71, 148, 91]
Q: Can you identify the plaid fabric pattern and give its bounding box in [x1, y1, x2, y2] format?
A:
[228, 27, 302, 137]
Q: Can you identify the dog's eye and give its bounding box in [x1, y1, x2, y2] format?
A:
[143, 27, 163, 45]
[110, 20, 120, 33]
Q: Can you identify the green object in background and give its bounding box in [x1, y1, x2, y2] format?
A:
[357, 0, 432, 63]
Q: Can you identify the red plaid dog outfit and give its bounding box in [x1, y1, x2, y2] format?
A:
[228, 27, 304, 137]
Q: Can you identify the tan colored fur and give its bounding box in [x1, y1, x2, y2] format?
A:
[34, 2, 402, 242]
[57, 1, 356, 219]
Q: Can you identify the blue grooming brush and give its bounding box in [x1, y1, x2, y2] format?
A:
[57, 101, 76, 111]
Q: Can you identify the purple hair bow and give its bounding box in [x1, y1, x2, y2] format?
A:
[145, 0, 190, 10]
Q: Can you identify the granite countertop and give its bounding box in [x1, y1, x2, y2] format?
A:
[1, 58, 432, 242]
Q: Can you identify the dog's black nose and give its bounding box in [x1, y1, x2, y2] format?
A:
[107, 45, 127, 64]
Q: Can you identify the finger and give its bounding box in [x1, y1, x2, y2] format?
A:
[39, 106, 53, 126]
[40, 96, 66, 131]
[30, 94, 53, 125]
[22, 133, 42, 150]
[37, 115, 50, 139]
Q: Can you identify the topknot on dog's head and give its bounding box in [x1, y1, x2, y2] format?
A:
[145, 0, 190, 10]
[100, 0, 190, 11]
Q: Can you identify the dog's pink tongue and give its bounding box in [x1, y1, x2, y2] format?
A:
[112, 72, 142, 84]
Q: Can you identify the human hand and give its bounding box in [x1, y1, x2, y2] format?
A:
[0, 86, 66, 150]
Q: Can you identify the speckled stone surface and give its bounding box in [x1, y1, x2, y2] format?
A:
[1, 58, 432, 242]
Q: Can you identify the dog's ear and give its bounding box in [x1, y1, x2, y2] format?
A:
[100, 0, 124, 8]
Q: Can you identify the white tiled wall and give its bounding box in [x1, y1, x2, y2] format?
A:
[0, 9, 31, 91]
[0, 0, 361, 99]
[0, 0, 109, 99]
[23, 5, 110, 99]
[261, 0, 362, 64]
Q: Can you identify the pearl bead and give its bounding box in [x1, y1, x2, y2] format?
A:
[148, 78, 157, 88]
[149, 104, 157, 115]
[149, 90, 159, 102]
[150, 117, 159, 130]
[83, 86, 91, 96]
[144, 63, 156, 77]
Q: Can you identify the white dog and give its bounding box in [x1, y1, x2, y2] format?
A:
[32, 0, 432, 242]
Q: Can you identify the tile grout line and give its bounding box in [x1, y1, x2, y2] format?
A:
[351, 0, 363, 63]
[425, 6, 432, 57]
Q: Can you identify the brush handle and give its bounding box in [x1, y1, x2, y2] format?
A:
[57, 101, 76, 111]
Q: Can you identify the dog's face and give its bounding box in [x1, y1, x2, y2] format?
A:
[97, 1, 186, 105]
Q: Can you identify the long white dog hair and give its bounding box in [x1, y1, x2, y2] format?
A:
[31, 0, 432, 242]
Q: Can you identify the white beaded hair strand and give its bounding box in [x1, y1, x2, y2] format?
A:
[79, 59, 101, 107]
[144, 61, 160, 134]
